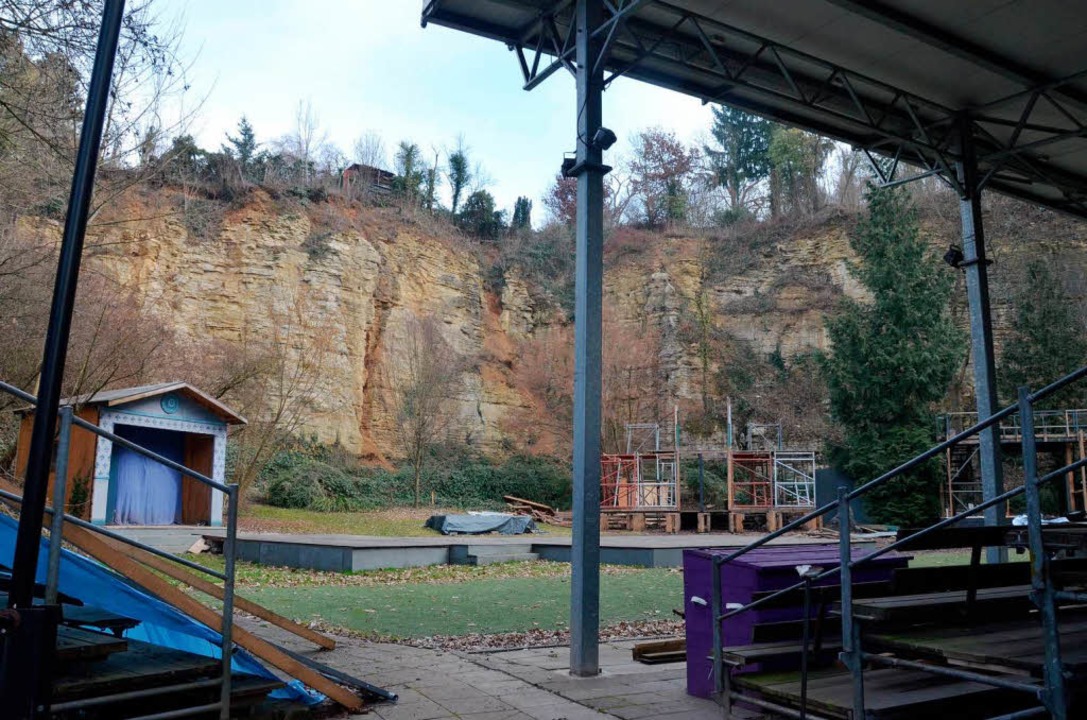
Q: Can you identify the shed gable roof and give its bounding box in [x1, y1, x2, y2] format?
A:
[60, 382, 247, 425]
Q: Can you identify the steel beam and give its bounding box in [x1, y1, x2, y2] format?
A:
[7, 0, 125, 611]
[956, 117, 1006, 563]
[569, 0, 606, 678]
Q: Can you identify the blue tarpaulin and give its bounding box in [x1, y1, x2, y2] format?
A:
[0, 514, 319, 704]
[424, 513, 536, 535]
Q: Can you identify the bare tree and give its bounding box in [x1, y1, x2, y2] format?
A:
[352, 130, 387, 169]
[388, 315, 464, 507]
[278, 99, 328, 186]
[225, 285, 341, 497]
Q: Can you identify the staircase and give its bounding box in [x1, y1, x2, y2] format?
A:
[28, 596, 284, 719]
[706, 365, 1087, 720]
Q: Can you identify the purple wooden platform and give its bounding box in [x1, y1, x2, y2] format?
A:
[683, 543, 908, 698]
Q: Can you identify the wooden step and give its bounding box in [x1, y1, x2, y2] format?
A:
[721, 638, 841, 668]
[835, 585, 1037, 624]
[56, 625, 128, 663]
[61, 604, 141, 637]
[734, 667, 1038, 720]
[51, 637, 284, 716]
[866, 612, 1087, 677]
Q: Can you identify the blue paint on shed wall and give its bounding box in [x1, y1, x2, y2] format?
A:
[109, 394, 225, 426]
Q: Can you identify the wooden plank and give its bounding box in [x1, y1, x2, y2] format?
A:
[735, 667, 1024, 719]
[868, 616, 1087, 676]
[837, 586, 1036, 624]
[181, 434, 213, 525]
[0, 481, 359, 710]
[632, 638, 685, 664]
[56, 625, 128, 662]
[62, 604, 141, 635]
[503, 495, 554, 514]
[95, 534, 336, 651]
[61, 523, 363, 711]
[52, 637, 220, 701]
[721, 639, 841, 667]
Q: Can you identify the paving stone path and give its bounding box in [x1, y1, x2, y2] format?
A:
[247, 617, 754, 719]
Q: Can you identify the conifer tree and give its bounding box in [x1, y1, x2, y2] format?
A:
[1000, 260, 1087, 407]
[822, 186, 965, 525]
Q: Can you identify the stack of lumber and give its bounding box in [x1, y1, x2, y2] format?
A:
[504, 495, 571, 526]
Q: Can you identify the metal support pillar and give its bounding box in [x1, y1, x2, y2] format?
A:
[569, 0, 607, 678]
[837, 487, 865, 719]
[7, 0, 124, 612]
[1019, 387, 1067, 720]
[44, 407, 74, 606]
[957, 117, 1006, 563]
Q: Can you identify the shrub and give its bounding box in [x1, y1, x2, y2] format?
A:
[255, 437, 571, 513]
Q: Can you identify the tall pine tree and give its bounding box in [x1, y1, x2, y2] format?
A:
[822, 186, 965, 526]
[704, 105, 772, 215]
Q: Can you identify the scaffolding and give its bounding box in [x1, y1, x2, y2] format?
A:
[600, 415, 680, 512]
[727, 449, 817, 511]
[940, 409, 1087, 517]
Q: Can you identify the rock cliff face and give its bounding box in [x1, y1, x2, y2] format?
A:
[76, 194, 1087, 458]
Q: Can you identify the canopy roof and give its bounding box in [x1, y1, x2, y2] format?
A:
[422, 0, 1087, 217]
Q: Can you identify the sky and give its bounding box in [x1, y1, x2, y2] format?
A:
[158, 1, 715, 215]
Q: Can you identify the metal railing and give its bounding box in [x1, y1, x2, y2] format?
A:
[941, 408, 1087, 442]
[709, 365, 1087, 720]
[0, 380, 240, 720]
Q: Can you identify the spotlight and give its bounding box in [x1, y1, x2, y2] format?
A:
[561, 155, 577, 178]
[943, 244, 964, 269]
[591, 127, 617, 151]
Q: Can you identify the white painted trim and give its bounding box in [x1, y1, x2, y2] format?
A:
[93, 410, 229, 526]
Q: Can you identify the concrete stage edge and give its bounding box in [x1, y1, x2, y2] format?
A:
[194, 531, 822, 572]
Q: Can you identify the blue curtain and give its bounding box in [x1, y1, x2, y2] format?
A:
[112, 425, 184, 525]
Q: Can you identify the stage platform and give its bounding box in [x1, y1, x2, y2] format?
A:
[196, 530, 824, 572]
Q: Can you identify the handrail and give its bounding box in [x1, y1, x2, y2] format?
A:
[710, 363, 1087, 715]
[0, 378, 240, 720]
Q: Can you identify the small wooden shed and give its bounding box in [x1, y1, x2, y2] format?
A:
[15, 382, 246, 527]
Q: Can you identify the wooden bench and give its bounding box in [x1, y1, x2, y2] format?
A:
[837, 585, 1036, 624]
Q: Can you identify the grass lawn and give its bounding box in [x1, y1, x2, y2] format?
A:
[240, 503, 572, 536]
[906, 548, 1030, 568]
[241, 567, 682, 639]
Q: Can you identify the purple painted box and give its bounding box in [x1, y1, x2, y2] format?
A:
[683, 544, 908, 698]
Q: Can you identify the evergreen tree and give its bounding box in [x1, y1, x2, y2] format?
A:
[768, 127, 833, 216]
[225, 116, 259, 179]
[447, 145, 472, 214]
[458, 189, 504, 240]
[393, 141, 424, 202]
[822, 186, 965, 526]
[1000, 260, 1087, 407]
[704, 106, 773, 214]
[511, 196, 532, 231]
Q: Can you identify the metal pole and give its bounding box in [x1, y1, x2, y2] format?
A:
[837, 487, 864, 719]
[698, 453, 705, 512]
[1019, 387, 1067, 720]
[711, 555, 723, 698]
[799, 575, 813, 720]
[956, 115, 1006, 564]
[45, 407, 74, 606]
[8, 0, 125, 610]
[569, 0, 606, 678]
[218, 487, 239, 719]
